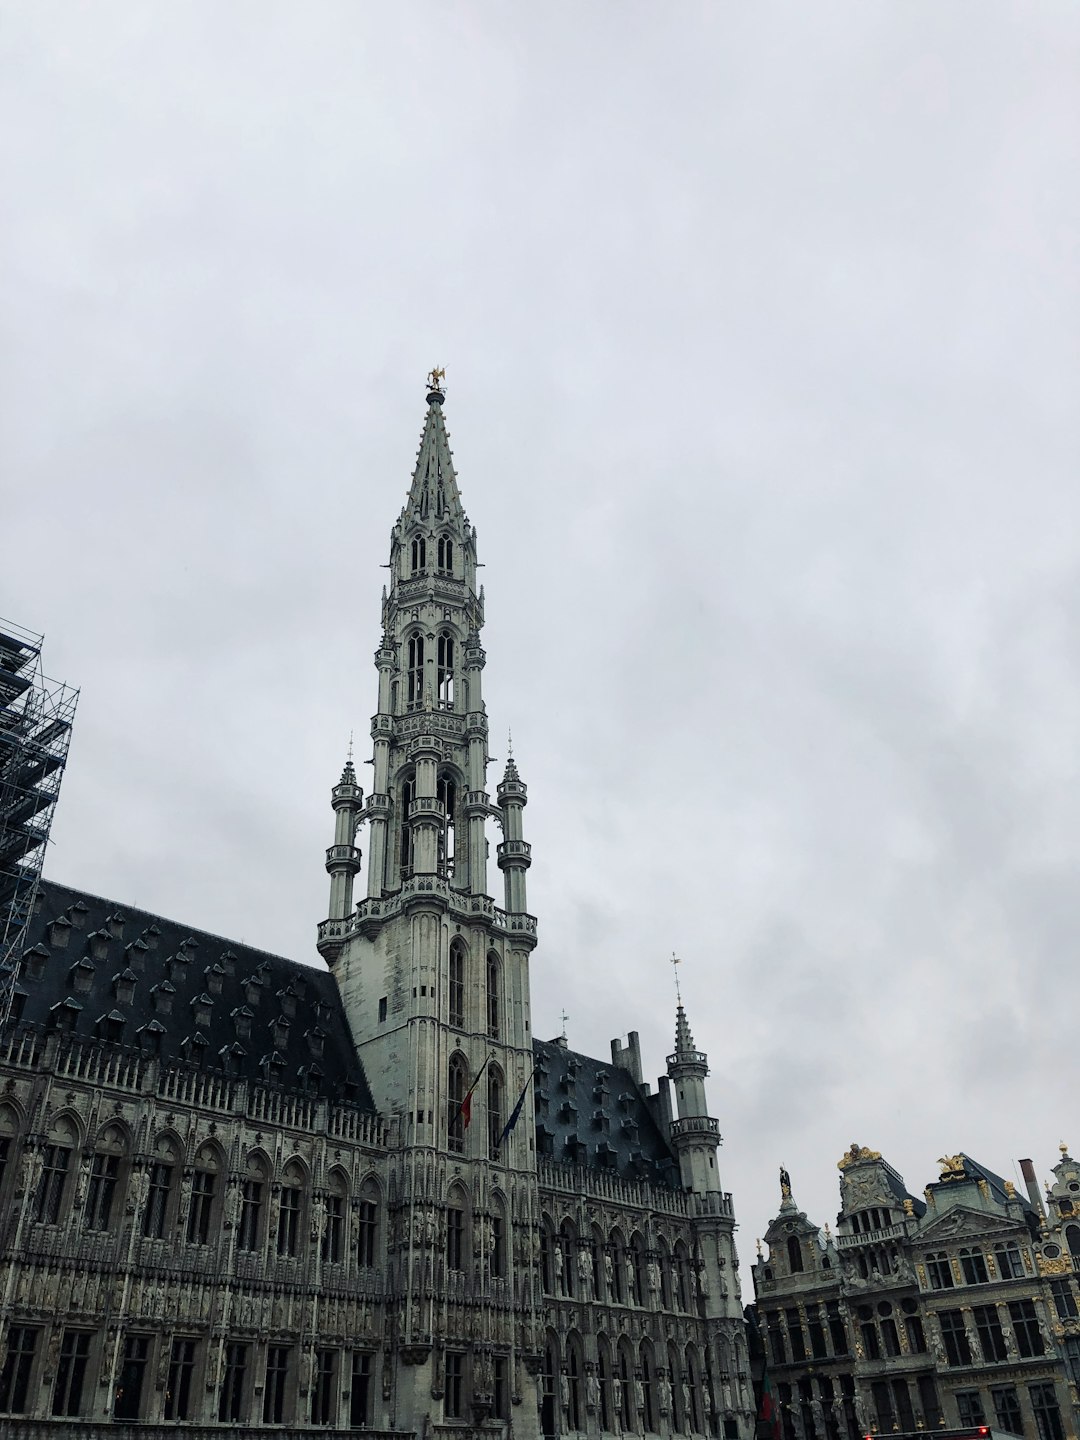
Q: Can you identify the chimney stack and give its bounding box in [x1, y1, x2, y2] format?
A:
[1019, 1158, 1045, 1216]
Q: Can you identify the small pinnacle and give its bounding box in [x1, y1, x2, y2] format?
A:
[560, 1008, 569, 1041]
[507, 727, 514, 761]
[670, 951, 682, 1005]
[347, 731, 354, 763]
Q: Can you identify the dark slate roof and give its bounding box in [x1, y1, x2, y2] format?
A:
[14, 880, 375, 1110]
[880, 1165, 928, 1218]
[532, 1036, 680, 1189]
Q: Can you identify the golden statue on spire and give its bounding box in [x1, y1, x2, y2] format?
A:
[427, 366, 446, 391]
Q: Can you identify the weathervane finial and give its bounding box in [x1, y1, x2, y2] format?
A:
[670, 951, 682, 1005]
[427, 366, 446, 393]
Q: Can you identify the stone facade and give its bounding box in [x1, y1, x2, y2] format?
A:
[752, 1144, 1080, 1438]
[0, 381, 753, 1439]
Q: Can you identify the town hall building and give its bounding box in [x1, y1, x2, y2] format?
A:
[0, 378, 753, 1438]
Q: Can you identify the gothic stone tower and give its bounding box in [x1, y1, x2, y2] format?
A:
[316, 376, 543, 1434]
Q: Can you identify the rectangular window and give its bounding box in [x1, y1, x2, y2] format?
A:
[350, 1353, 372, 1429]
[1009, 1299, 1045, 1358]
[996, 1242, 1025, 1278]
[493, 1354, 509, 1420]
[891, 1379, 915, 1432]
[973, 1304, 1008, 1362]
[164, 1339, 197, 1421]
[917, 1374, 943, 1430]
[263, 1346, 289, 1424]
[238, 1179, 263, 1251]
[447, 1206, 465, 1272]
[769, 1322, 786, 1367]
[445, 1351, 465, 1419]
[52, 1331, 90, 1416]
[278, 1186, 302, 1257]
[939, 1310, 972, 1366]
[807, 1306, 827, 1360]
[826, 1300, 849, 1355]
[881, 1318, 901, 1357]
[187, 1170, 215, 1244]
[960, 1249, 989, 1284]
[956, 1390, 985, 1426]
[1064, 1335, 1080, 1387]
[113, 1334, 150, 1420]
[322, 1194, 345, 1263]
[926, 1253, 955, 1289]
[786, 1309, 806, 1362]
[870, 1380, 894, 1432]
[311, 1349, 337, 1426]
[35, 1145, 71, 1224]
[0, 1326, 38, 1414]
[143, 1162, 172, 1239]
[358, 1199, 377, 1267]
[218, 1341, 249, 1422]
[904, 1315, 926, 1353]
[1029, 1382, 1065, 1440]
[992, 1385, 1024, 1436]
[861, 1322, 880, 1361]
[378, 996, 387, 1023]
[1050, 1277, 1078, 1320]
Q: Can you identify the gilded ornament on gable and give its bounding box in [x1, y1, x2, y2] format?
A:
[937, 1155, 966, 1181]
[837, 1143, 882, 1171]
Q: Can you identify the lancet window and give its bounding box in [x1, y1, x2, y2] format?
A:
[437, 631, 455, 707]
[406, 632, 425, 707]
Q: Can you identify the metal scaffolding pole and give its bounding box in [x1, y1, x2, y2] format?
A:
[0, 617, 78, 1030]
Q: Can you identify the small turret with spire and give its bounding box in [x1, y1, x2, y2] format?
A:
[496, 731, 531, 914]
[324, 745, 363, 934]
[666, 991, 722, 1194]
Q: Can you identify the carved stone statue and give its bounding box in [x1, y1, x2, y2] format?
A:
[554, 1244, 565, 1289]
[612, 1376, 624, 1431]
[578, 1246, 593, 1294]
[586, 1373, 600, 1412]
[604, 1252, 615, 1294]
[657, 1372, 672, 1414]
[647, 1260, 661, 1295]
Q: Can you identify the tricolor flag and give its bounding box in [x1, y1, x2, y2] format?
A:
[495, 1066, 539, 1151]
[758, 1368, 781, 1440]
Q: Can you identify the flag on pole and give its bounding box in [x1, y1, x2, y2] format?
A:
[457, 1053, 492, 1131]
[495, 1066, 539, 1151]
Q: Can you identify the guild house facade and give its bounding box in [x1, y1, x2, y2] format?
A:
[0, 377, 753, 1439]
[753, 1144, 1080, 1439]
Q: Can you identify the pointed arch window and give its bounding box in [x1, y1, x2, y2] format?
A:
[410, 536, 426, 574]
[448, 1053, 467, 1155]
[437, 534, 454, 574]
[487, 1066, 504, 1162]
[448, 940, 466, 1030]
[406, 632, 425, 707]
[399, 773, 415, 877]
[597, 1339, 613, 1432]
[438, 771, 457, 880]
[85, 1124, 127, 1233]
[566, 1336, 584, 1432]
[486, 952, 501, 1039]
[437, 631, 455, 708]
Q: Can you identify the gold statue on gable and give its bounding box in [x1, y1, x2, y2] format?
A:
[937, 1155, 967, 1181]
[427, 366, 446, 391]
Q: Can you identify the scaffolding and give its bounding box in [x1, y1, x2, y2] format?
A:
[0, 618, 78, 1029]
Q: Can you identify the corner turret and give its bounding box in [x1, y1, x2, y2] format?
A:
[496, 743, 531, 914]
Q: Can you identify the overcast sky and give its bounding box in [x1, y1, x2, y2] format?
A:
[3, 3, 1079, 1280]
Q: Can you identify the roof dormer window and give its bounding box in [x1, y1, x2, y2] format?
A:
[191, 994, 213, 1029]
[205, 964, 225, 997]
[151, 981, 174, 1016]
[112, 968, 137, 1006]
